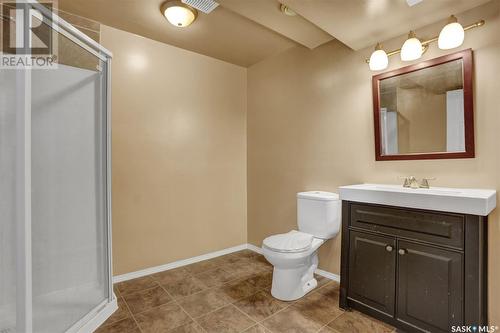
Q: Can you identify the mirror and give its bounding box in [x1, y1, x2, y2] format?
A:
[373, 49, 474, 160]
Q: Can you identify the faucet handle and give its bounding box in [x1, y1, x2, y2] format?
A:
[399, 176, 410, 187]
[399, 176, 416, 188]
[419, 177, 436, 189]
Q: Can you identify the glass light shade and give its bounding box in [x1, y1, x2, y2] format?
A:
[164, 5, 196, 27]
[369, 49, 389, 71]
[438, 21, 465, 49]
[400, 32, 423, 61]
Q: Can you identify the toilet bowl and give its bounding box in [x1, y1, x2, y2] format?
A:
[262, 191, 340, 301]
[263, 231, 325, 301]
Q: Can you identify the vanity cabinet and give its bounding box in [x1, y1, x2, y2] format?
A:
[340, 201, 487, 333]
[348, 231, 396, 316]
[396, 240, 463, 332]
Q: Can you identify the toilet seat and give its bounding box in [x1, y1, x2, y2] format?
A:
[263, 230, 313, 253]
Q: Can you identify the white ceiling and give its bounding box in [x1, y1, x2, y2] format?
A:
[217, 0, 334, 49]
[59, 0, 493, 67]
[58, 0, 299, 67]
[282, 0, 492, 50]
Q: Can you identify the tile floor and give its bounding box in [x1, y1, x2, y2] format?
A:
[97, 250, 396, 333]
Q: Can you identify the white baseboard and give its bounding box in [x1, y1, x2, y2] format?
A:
[246, 243, 262, 254]
[315, 269, 340, 282]
[113, 243, 340, 284]
[113, 244, 248, 283]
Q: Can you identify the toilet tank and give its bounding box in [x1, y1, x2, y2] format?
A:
[297, 191, 341, 239]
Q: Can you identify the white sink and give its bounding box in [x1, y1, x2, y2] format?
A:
[339, 184, 496, 216]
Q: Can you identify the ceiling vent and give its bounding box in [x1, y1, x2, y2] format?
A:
[406, 0, 423, 7]
[181, 0, 219, 14]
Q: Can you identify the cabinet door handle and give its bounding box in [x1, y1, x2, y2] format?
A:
[398, 249, 407, 255]
[385, 245, 393, 252]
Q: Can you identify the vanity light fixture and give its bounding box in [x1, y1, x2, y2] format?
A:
[366, 17, 484, 71]
[400, 31, 423, 61]
[161, 1, 198, 27]
[369, 43, 389, 71]
[438, 15, 465, 50]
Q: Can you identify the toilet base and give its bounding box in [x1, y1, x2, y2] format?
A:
[270, 253, 319, 301]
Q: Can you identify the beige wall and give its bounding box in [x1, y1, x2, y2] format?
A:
[247, 0, 500, 322]
[101, 26, 247, 275]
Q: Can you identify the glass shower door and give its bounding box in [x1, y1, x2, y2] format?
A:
[30, 41, 109, 332]
[0, 2, 114, 332]
[0, 64, 19, 333]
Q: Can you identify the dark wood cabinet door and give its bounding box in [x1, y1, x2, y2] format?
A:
[348, 231, 396, 316]
[397, 240, 463, 332]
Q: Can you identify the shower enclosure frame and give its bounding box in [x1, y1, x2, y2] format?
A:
[12, 1, 116, 332]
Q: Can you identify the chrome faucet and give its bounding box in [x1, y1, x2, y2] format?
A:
[401, 176, 435, 189]
[401, 176, 419, 189]
[419, 178, 436, 189]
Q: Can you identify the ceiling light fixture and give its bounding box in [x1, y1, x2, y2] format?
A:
[400, 31, 423, 61]
[438, 15, 465, 50]
[161, 1, 198, 27]
[366, 17, 484, 71]
[369, 43, 389, 71]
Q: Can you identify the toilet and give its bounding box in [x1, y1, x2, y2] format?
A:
[262, 191, 341, 301]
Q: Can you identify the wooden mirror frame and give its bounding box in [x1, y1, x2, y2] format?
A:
[372, 49, 474, 161]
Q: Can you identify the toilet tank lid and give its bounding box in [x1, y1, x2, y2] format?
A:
[297, 191, 339, 201]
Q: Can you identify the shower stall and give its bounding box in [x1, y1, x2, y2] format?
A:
[1, 2, 115, 332]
